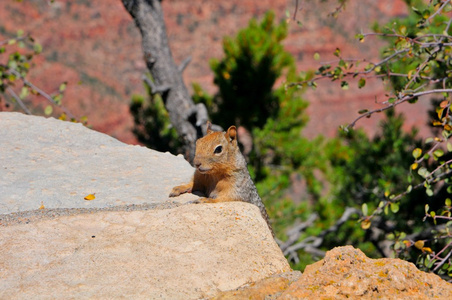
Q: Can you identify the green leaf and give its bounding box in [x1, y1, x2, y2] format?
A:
[418, 167, 429, 178]
[33, 43, 42, 54]
[412, 148, 422, 159]
[425, 204, 429, 214]
[447, 143, 452, 152]
[358, 109, 369, 114]
[446, 198, 451, 207]
[313, 52, 320, 60]
[390, 202, 399, 213]
[334, 48, 341, 57]
[358, 78, 366, 89]
[406, 185, 412, 193]
[59, 82, 67, 92]
[44, 105, 53, 115]
[412, 6, 422, 15]
[341, 81, 349, 90]
[399, 25, 407, 35]
[448, 186, 452, 194]
[426, 188, 434, 197]
[434, 149, 444, 158]
[19, 86, 28, 99]
[355, 33, 364, 42]
[53, 94, 62, 105]
[285, 10, 290, 18]
[422, 9, 430, 19]
[362, 203, 368, 216]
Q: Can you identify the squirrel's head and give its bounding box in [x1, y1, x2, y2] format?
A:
[193, 122, 239, 175]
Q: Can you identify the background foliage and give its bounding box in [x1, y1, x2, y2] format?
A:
[0, 28, 75, 120]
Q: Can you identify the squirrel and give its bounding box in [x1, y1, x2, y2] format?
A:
[169, 122, 273, 235]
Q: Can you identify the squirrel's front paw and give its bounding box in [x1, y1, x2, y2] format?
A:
[169, 185, 192, 197]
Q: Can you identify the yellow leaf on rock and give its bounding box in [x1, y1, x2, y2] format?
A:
[39, 201, 45, 210]
[84, 194, 96, 201]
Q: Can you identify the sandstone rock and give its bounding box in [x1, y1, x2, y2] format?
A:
[0, 203, 289, 299]
[0, 112, 197, 215]
[212, 271, 301, 300]
[279, 246, 452, 299]
[0, 112, 289, 299]
[214, 246, 452, 299]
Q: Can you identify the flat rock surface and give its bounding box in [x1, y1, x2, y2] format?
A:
[0, 112, 197, 215]
[0, 112, 288, 299]
[0, 202, 289, 299]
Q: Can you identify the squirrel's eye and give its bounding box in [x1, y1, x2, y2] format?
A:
[214, 145, 223, 154]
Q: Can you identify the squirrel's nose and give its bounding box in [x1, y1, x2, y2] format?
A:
[194, 161, 201, 168]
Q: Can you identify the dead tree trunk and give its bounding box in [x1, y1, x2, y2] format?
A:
[122, 0, 207, 160]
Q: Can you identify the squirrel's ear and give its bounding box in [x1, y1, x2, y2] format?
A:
[206, 121, 214, 135]
[226, 126, 237, 142]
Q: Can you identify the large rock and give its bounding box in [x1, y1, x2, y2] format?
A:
[0, 112, 196, 214]
[0, 112, 289, 299]
[216, 246, 452, 299]
[280, 246, 452, 299]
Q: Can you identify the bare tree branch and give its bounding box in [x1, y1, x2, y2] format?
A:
[178, 56, 192, 73]
[6, 87, 31, 115]
[122, 0, 204, 160]
[5, 68, 76, 120]
[282, 207, 360, 262]
[346, 89, 452, 130]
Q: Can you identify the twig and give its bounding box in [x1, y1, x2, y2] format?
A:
[177, 56, 191, 73]
[142, 75, 171, 95]
[292, 0, 301, 21]
[346, 89, 452, 130]
[7, 68, 77, 120]
[6, 87, 31, 114]
[427, 0, 451, 23]
[282, 207, 360, 261]
[433, 241, 452, 272]
[0, 35, 30, 47]
[279, 213, 318, 252]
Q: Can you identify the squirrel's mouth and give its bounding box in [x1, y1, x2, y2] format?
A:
[197, 166, 212, 173]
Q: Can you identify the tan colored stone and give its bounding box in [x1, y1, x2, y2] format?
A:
[280, 246, 452, 299]
[212, 271, 301, 300]
[0, 202, 289, 299]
